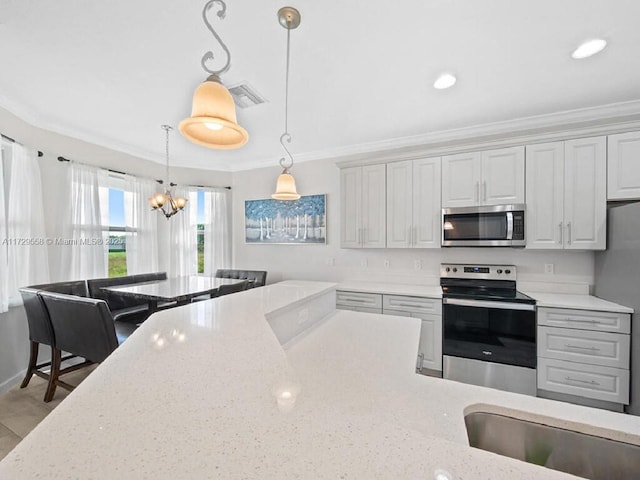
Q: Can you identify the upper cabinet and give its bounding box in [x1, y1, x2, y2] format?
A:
[340, 165, 386, 248]
[442, 146, 524, 207]
[526, 137, 606, 250]
[608, 131, 640, 201]
[386, 158, 441, 248]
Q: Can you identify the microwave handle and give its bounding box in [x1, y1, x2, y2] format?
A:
[506, 212, 513, 240]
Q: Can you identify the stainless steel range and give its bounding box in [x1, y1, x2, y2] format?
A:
[441, 263, 537, 395]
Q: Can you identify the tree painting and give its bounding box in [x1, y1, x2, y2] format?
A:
[245, 194, 326, 244]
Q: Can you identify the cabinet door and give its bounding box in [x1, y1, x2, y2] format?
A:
[525, 142, 564, 249]
[441, 152, 481, 207]
[413, 157, 442, 248]
[340, 167, 362, 248]
[415, 313, 442, 372]
[564, 137, 607, 250]
[481, 146, 525, 205]
[386, 161, 413, 248]
[361, 164, 386, 248]
[608, 131, 640, 200]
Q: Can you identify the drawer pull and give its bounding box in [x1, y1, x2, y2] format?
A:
[564, 344, 600, 352]
[339, 298, 370, 303]
[482, 351, 493, 356]
[564, 318, 600, 324]
[565, 376, 600, 386]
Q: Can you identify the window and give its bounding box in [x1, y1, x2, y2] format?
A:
[197, 189, 205, 274]
[107, 187, 127, 277]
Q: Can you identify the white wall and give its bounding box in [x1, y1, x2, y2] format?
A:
[232, 157, 594, 288]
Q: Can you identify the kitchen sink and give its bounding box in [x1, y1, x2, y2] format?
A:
[465, 411, 640, 479]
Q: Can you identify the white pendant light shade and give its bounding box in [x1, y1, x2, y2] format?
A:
[272, 172, 300, 200]
[179, 76, 249, 150]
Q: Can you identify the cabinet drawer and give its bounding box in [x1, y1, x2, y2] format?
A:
[336, 291, 382, 310]
[538, 358, 629, 404]
[538, 326, 630, 369]
[382, 295, 441, 315]
[538, 307, 630, 334]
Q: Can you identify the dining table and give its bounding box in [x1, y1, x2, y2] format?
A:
[101, 275, 248, 313]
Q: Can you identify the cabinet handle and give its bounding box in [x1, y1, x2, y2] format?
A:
[362, 227, 366, 246]
[566, 222, 572, 245]
[475, 182, 479, 203]
[558, 222, 563, 244]
[416, 353, 424, 372]
[565, 376, 600, 387]
[564, 344, 600, 352]
[564, 317, 600, 324]
[408, 227, 412, 246]
[413, 226, 417, 246]
[483, 181, 487, 202]
[357, 228, 361, 246]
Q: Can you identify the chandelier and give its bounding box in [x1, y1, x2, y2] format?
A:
[149, 125, 188, 219]
[179, 0, 249, 150]
[272, 7, 301, 201]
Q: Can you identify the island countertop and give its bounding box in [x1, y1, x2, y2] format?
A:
[1, 280, 639, 479]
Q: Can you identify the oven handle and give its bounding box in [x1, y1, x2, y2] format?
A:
[506, 212, 514, 240]
[443, 297, 536, 311]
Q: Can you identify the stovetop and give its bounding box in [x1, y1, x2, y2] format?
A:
[441, 285, 536, 304]
[440, 263, 536, 304]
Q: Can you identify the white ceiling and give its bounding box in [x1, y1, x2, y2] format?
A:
[1, 0, 640, 172]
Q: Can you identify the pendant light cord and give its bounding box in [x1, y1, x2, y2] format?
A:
[163, 125, 172, 186]
[284, 26, 291, 134]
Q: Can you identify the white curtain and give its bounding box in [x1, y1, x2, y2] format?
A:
[0, 141, 9, 312]
[203, 189, 231, 276]
[6, 144, 50, 306]
[167, 188, 198, 277]
[60, 163, 108, 280]
[124, 175, 159, 275]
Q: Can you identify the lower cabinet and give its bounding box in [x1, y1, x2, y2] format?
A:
[382, 295, 442, 375]
[336, 291, 443, 375]
[537, 307, 631, 406]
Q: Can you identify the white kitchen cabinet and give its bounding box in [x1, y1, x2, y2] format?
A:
[526, 137, 606, 250]
[336, 291, 382, 313]
[386, 157, 441, 248]
[564, 137, 607, 250]
[442, 146, 524, 207]
[382, 295, 442, 374]
[608, 131, 640, 200]
[340, 165, 386, 248]
[537, 306, 630, 406]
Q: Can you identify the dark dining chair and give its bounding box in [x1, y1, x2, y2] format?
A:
[38, 291, 119, 402]
[217, 280, 250, 297]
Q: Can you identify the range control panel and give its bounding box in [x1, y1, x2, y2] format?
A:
[440, 264, 516, 280]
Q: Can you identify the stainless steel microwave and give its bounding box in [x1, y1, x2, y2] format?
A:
[442, 204, 525, 247]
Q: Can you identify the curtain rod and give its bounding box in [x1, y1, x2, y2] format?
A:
[56, 156, 231, 191]
[1, 133, 44, 157]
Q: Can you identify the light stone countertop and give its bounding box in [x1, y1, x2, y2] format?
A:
[1, 280, 639, 479]
[337, 280, 633, 313]
[524, 291, 634, 314]
[337, 281, 442, 298]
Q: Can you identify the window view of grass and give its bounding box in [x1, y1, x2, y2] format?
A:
[198, 224, 204, 274]
[108, 234, 127, 277]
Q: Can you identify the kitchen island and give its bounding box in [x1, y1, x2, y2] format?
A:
[1, 280, 639, 479]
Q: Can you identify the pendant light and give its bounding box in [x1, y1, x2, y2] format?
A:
[179, 0, 249, 150]
[272, 7, 301, 201]
[149, 125, 188, 219]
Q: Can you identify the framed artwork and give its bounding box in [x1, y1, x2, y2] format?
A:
[244, 194, 326, 244]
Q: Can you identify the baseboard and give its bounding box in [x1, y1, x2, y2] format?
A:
[0, 369, 26, 396]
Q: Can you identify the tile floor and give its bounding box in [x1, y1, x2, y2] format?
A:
[0, 366, 96, 461]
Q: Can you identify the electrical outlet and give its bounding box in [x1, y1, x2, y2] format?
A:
[383, 259, 390, 268]
[414, 260, 422, 270]
[297, 308, 309, 325]
[544, 263, 554, 274]
[326, 257, 336, 267]
[360, 258, 368, 268]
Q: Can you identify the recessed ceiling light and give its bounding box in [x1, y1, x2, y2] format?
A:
[571, 39, 607, 59]
[434, 73, 457, 90]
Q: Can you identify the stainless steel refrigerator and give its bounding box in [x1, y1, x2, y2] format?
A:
[594, 201, 640, 416]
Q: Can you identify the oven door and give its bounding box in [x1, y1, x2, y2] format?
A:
[442, 298, 536, 368]
[442, 205, 525, 247]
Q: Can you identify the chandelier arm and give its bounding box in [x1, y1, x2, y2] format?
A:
[279, 133, 294, 171]
[200, 0, 231, 76]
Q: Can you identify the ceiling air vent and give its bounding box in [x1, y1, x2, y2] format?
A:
[228, 83, 267, 109]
